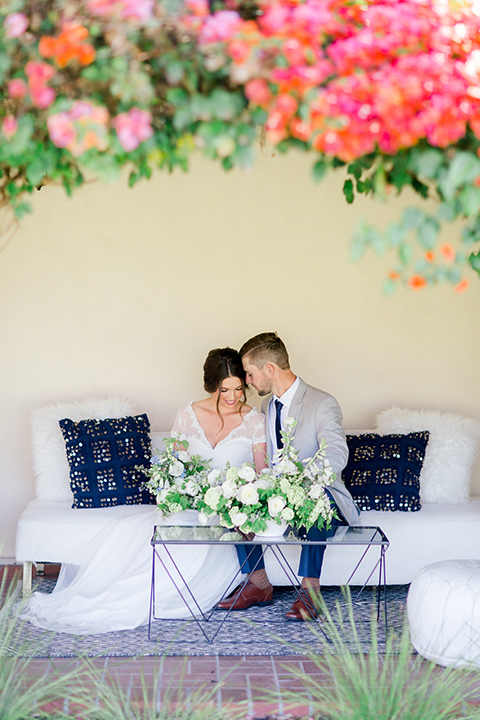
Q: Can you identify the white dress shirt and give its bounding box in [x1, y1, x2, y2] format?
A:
[268, 376, 300, 452]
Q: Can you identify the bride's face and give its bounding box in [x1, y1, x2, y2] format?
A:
[215, 376, 245, 411]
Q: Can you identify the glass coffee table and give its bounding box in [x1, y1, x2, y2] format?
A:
[149, 524, 389, 643]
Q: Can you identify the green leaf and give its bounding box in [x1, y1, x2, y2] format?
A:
[437, 200, 459, 222]
[0, 51, 11, 82]
[382, 278, 398, 296]
[312, 159, 327, 182]
[407, 147, 444, 179]
[401, 206, 425, 230]
[347, 162, 363, 181]
[13, 201, 32, 219]
[2, 115, 34, 157]
[343, 178, 354, 204]
[417, 217, 439, 250]
[166, 87, 189, 106]
[469, 251, 480, 274]
[387, 222, 408, 247]
[26, 148, 56, 186]
[398, 241, 414, 266]
[459, 184, 480, 218]
[80, 154, 121, 181]
[445, 151, 480, 194]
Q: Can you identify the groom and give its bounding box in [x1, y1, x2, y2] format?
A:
[218, 332, 359, 620]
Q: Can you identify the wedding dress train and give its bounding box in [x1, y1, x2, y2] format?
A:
[20, 404, 265, 635]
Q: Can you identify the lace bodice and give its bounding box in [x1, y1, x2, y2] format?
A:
[171, 402, 266, 469]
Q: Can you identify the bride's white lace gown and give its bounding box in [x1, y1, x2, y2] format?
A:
[20, 404, 265, 635]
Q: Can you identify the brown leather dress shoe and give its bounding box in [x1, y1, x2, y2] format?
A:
[285, 589, 320, 621]
[217, 580, 274, 610]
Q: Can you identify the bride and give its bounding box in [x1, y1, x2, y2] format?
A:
[20, 347, 267, 635]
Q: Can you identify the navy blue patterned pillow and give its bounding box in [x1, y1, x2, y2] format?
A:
[59, 414, 155, 508]
[342, 432, 430, 512]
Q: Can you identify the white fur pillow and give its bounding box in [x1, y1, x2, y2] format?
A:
[31, 397, 135, 502]
[375, 408, 480, 503]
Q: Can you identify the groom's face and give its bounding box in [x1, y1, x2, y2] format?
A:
[242, 358, 272, 396]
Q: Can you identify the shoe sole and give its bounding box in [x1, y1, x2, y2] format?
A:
[216, 598, 274, 611]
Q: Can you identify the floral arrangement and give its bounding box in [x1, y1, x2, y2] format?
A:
[141, 437, 213, 516]
[195, 418, 336, 535]
[1, 0, 480, 291]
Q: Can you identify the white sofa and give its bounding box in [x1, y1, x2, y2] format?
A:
[16, 429, 480, 594]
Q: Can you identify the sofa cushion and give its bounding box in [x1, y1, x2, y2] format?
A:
[342, 432, 430, 512]
[31, 397, 136, 502]
[375, 408, 480, 503]
[59, 413, 155, 508]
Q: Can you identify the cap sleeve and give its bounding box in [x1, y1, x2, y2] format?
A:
[247, 408, 266, 447]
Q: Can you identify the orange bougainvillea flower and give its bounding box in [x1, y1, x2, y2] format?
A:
[440, 243, 456, 262]
[424, 250, 435, 262]
[388, 270, 400, 280]
[39, 25, 96, 68]
[408, 274, 428, 290]
[455, 278, 470, 293]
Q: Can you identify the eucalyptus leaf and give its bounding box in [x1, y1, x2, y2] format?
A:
[469, 251, 480, 273]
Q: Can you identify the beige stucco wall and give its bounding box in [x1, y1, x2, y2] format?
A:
[1, 149, 479, 559]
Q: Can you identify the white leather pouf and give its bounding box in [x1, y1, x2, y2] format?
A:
[407, 559, 480, 667]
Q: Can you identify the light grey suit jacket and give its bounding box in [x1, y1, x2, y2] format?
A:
[261, 378, 360, 526]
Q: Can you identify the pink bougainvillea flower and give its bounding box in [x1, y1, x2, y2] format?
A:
[2, 116, 18, 139]
[87, 0, 154, 21]
[122, 0, 155, 21]
[48, 101, 109, 156]
[245, 78, 272, 106]
[47, 112, 76, 148]
[112, 108, 153, 151]
[4, 12, 28, 38]
[32, 86, 56, 109]
[7, 78, 28, 99]
[25, 61, 56, 87]
[198, 10, 242, 44]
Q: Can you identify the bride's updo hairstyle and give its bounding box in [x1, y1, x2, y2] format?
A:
[203, 347, 247, 418]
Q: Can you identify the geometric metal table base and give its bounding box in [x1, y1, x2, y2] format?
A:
[149, 525, 389, 643]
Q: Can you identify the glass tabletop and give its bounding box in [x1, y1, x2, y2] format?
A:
[151, 524, 388, 546]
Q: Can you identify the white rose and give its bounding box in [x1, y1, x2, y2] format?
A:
[198, 511, 209, 526]
[268, 495, 286, 517]
[254, 476, 273, 490]
[204, 487, 221, 510]
[238, 465, 256, 482]
[221, 478, 237, 498]
[207, 469, 222, 485]
[225, 466, 239, 482]
[310, 483, 325, 500]
[285, 416, 297, 428]
[230, 510, 248, 526]
[184, 480, 199, 496]
[177, 450, 190, 463]
[169, 460, 184, 477]
[237, 484, 259, 505]
[281, 507, 295, 522]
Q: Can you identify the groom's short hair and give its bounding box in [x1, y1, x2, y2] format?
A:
[240, 332, 290, 370]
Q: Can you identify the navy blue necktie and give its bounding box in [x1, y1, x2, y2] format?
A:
[275, 399, 283, 449]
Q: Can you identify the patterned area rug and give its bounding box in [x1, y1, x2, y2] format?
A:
[7, 579, 409, 658]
